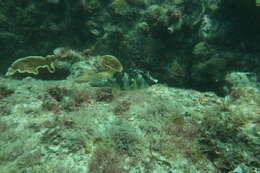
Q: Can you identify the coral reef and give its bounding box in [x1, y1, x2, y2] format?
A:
[0, 0, 259, 172]
[0, 0, 260, 94]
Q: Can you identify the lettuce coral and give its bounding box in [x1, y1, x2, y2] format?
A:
[74, 55, 123, 83]
[5, 56, 56, 76]
[100, 55, 123, 74]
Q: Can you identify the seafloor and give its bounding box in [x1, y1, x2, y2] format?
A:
[0, 75, 259, 173]
[0, 0, 260, 173]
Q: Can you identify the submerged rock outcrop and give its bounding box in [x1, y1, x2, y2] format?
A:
[0, 1, 259, 172]
[0, 75, 259, 172]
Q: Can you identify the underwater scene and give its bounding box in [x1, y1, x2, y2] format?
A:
[0, 0, 259, 172]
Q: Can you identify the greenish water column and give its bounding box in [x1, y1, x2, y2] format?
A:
[257, 0, 260, 6]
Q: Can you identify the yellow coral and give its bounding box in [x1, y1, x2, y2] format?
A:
[100, 55, 123, 74]
[5, 56, 56, 76]
[74, 55, 123, 83]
